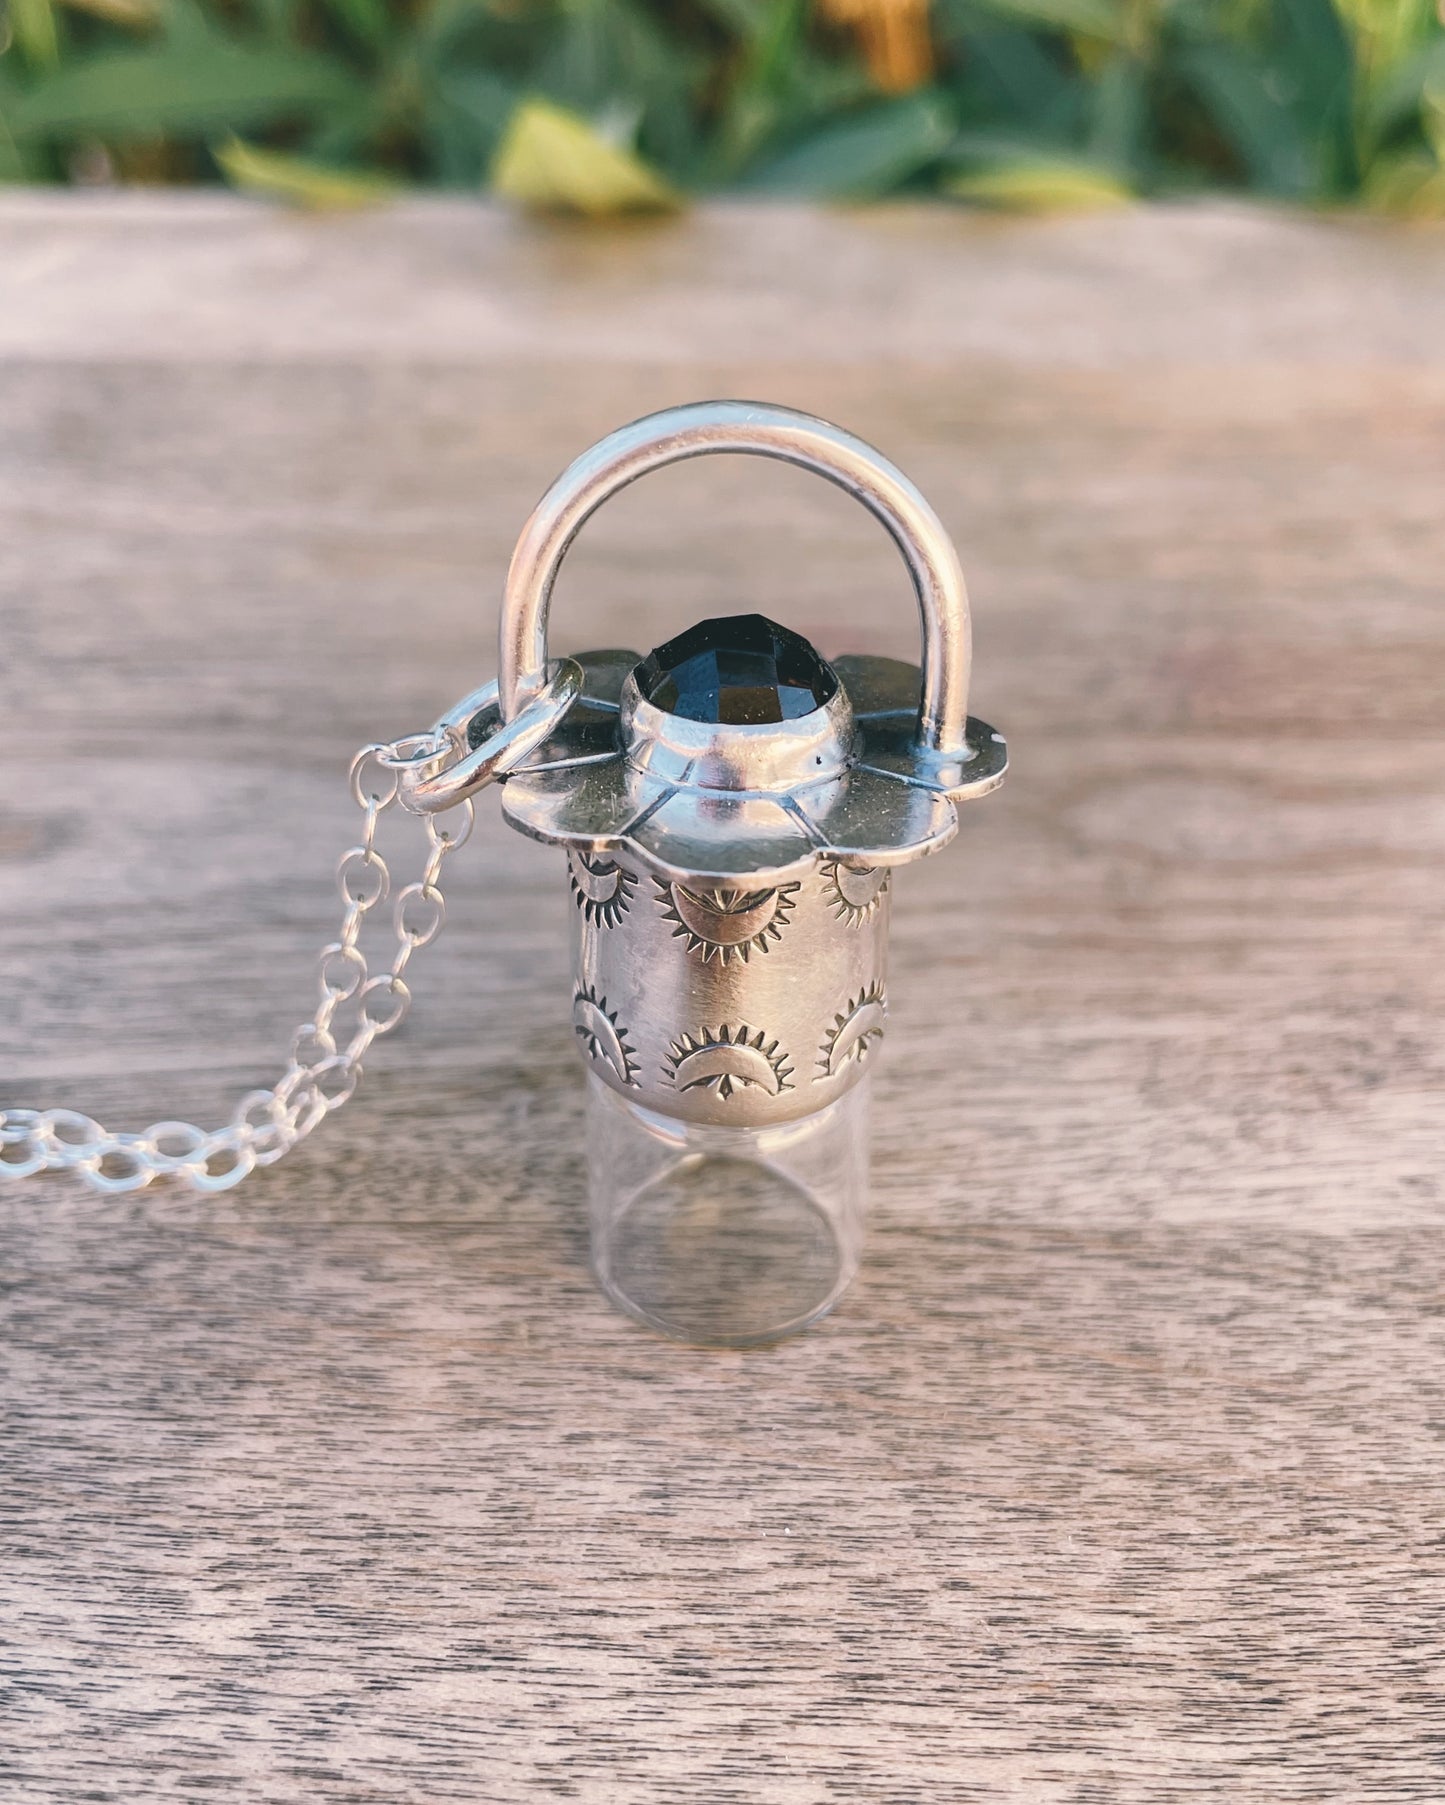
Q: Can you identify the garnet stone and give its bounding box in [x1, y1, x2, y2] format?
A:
[635, 614, 838, 725]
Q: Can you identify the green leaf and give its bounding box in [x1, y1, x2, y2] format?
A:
[1086, 50, 1147, 173]
[747, 92, 958, 196]
[434, 67, 516, 135]
[934, 0, 1087, 141]
[946, 152, 1133, 210]
[424, 69, 518, 184]
[214, 134, 399, 206]
[521, 0, 705, 178]
[490, 97, 681, 214]
[246, 0, 298, 46]
[967, 0, 1126, 45]
[1361, 37, 1445, 146]
[1175, 42, 1318, 197]
[692, 0, 774, 44]
[1362, 147, 1445, 216]
[8, 34, 359, 141]
[709, 0, 809, 175]
[0, 65, 30, 178]
[313, 0, 389, 54]
[751, 0, 812, 88]
[9, 0, 61, 69]
[1275, 0, 1355, 187]
[55, 0, 161, 27]
[1277, 0, 1354, 115]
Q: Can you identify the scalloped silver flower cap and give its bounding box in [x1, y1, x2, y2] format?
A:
[489, 616, 1007, 886]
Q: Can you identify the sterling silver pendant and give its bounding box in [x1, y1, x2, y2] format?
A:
[405, 400, 1007, 1343]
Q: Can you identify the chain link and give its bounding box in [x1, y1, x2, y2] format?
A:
[0, 740, 473, 1196]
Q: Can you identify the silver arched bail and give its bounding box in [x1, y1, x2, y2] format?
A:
[498, 399, 982, 769]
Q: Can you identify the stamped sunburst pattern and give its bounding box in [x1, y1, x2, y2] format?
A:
[653, 878, 799, 964]
[819, 857, 891, 925]
[568, 851, 638, 928]
[818, 983, 887, 1079]
[664, 1025, 794, 1100]
[572, 985, 639, 1087]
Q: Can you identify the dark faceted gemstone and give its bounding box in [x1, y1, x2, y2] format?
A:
[635, 614, 838, 725]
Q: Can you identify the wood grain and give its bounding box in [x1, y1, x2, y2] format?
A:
[1, 199, 1443, 1803]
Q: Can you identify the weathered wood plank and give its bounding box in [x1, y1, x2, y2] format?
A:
[1, 200, 1443, 1803]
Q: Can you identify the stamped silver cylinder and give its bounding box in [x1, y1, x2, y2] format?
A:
[570, 846, 891, 1129]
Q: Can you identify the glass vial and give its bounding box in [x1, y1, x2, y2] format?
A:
[586, 1070, 869, 1347]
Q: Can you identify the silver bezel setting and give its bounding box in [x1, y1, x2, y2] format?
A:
[497, 648, 1005, 886]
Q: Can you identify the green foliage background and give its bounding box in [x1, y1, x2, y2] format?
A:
[1, 0, 1443, 213]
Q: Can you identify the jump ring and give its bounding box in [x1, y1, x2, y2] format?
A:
[350, 745, 401, 812]
[184, 1129, 257, 1194]
[337, 846, 389, 911]
[286, 1085, 328, 1143]
[375, 732, 450, 772]
[426, 798, 474, 853]
[394, 882, 446, 948]
[290, 1023, 337, 1070]
[230, 1093, 293, 1168]
[85, 1133, 157, 1195]
[144, 1120, 209, 1173]
[37, 1109, 105, 1169]
[0, 1108, 43, 1147]
[396, 658, 582, 816]
[310, 1055, 361, 1109]
[358, 973, 410, 1036]
[0, 1110, 47, 1178]
[232, 1090, 283, 1136]
[318, 942, 368, 1002]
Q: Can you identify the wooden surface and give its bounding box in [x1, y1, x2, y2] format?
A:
[2, 195, 1444, 1802]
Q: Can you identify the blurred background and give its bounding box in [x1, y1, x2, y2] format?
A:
[0, 0, 1443, 218]
[6, 0, 1445, 1784]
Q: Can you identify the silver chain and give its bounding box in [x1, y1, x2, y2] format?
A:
[0, 741, 473, 1196]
